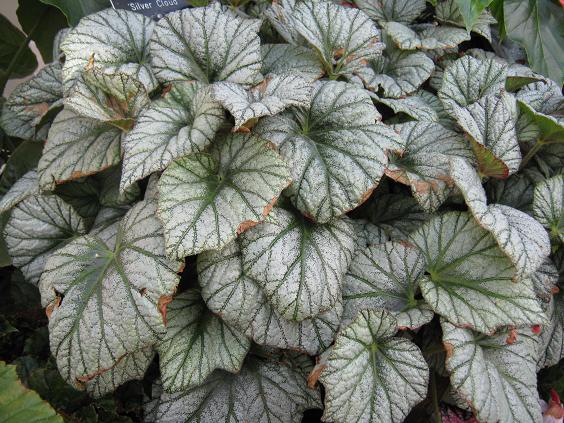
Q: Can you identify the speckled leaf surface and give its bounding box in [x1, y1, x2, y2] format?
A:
[158, 133, 290, 258]
[533, 175, 564, 243]
[38, 109, 122, 190]
[368, 193, 430, 240]
[0, 171, 38, 214]
[150, 4, 262, 86]
[212, 74, 311, 130]
[240, 208, 355, 321]
[355, 0, 426, 23]
[254, 80, 402, 223]
[351, 219, 388, 251]
[292, 1, 384, 78]
[152, 354, 321, 423]
[261, 44, 324, 82]
[450, 157, 550, 278]
[320, 309, 429, 423]
[411, 211, 546, 334]
[385, 22, 470, 51]
[264, 0, 300, 45]
[120, 82, 224, 192]
[442, 321, 543, 423]
[4, 194, 87, 284]
[436, 0, 496, 42]
[157, 289, 250, 393]
[61, 8, 156, 93]
[343, 241, 433, 329]
[198, 240, 342, 355]
[1, 62, 62, 140]
[38, 200, 182, 397]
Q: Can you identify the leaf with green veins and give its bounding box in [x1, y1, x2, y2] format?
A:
[291, 0, 384, 79]
[0, 140, 43, 195]
[486, 173, 536, 214]
[1, 62, 63, 141]
[157, 289, 250, 393]
[157, 133, 291, 258]
[39, 0, 110, 26]
[151, 353, 321, 423]
[351, 218, 388, 251]
[264, 0, 301, 45]
[342, 241, 433, 329]
[0, 170, 38, 214]
[239, 207, 355, 322]
[319, 309, 429, 423]
[198, 239, 342, 355]
[120, 81, 224, 192]
[254, 80, 403, 223]
[371, 94, 440, 122]
[410, 211, 546, 334]
[384, 21, 470, 51]
[150, 3, 262, 86]
[61, 8, 156, 93]
[4, 193, 87, 284]
[386, 121, 472, 212]
[355, 0, 426, 24]
[435, 0, 494, 34]
[533, 175, 564, 244]
[37, 108, 122, 190]
[38, 199, 182, 397]
[441, 320, 543, 423]
[261, 44, 324, 82]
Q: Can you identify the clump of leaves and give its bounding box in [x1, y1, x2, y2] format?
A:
[1, 1, 563, 422]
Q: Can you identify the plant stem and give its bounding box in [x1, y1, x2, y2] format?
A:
[431, 372, 442, 423]
[519, 139, 545, 170]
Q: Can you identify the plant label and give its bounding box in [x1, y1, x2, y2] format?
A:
[110, 0, 190, 17]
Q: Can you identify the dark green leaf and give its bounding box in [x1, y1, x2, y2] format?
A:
[453, 0, 493, 31]
[0, 14, 37, 80]
[38, 0, 110, 26]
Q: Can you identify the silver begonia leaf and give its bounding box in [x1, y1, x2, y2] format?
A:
[442, 321, 543, 423]
[384, 22, 470, 51]
[264, 0, 301, 45]
[0, 171, 39, 214]
[240, 207, 355, 321]
[198, 239, 342, 355]
[410, 211, 546, 334]
[61, 8, 157, 93]
[435, 0, 496, 42]
[368, 193, 430, 240]
[261, 44, 324, 82]
[351, 218, 388, 251]
[355, 0, 426, 24]
[320, 309, 429, 423]
[158, 133, 290, 258]
[157, 289, 250, 393]
[120, 81, 224, 192]
[371, 94, 439, 123]
[38, 200, 182, 397]
[150, 3, 262, 86]
[533, 175, 564, 243]
[254, 80, 403, 223]
[211, 74, 311, 130]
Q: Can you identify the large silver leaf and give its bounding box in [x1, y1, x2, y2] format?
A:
[1, 62, 63, 140]
[153, 353, 321, 423]
[0, 170, 39, 214]
[150, 3, 262, 86]
[450, 157, 550, 278]
[410, 211, 546, 334]
[120, 82, 224, 192]
[352, 218, 388, 251]
[4, 193, 87, 284]
[61, 8, 156, 93]
[292, 1, 384, 78]
[254, 80, 403, 223]
[353, 49, 434, 98]
[435, 0, 496, 42]
[533, 175, 564, 243]
[355, 0, 426, 23]
[386, 121, 472, 212]
[158, 133, 290, 258]
[261, 44, 324, 82]
[343, 241, 433, 329]
[157, 289, 250, 393]
[211, 74, 311, 130]
[38, 109, 122, 190]
[38, 200, 182, 397]
[320, 309, 429, 423]
[198, 240, 342, 355]
[384, 21, 470, 51]
[442, 321, 543, 423]
[239, 207, 355, 321]
[264, 0, 301, 45]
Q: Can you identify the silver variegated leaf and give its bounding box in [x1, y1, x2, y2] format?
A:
[371, 94, 439, 123]
[158, 133, 290, 258]
[4, 193, 87, 284]
[320, 309, 429, 423]
[198, 239, 342, 355]
[442, 321, 543, 423]
[120, 82, 224, 192]
[384, 22, 470, 51]
[533, 175, 564, 243]
[254, 80, 403, 223]
[240, 207, 354, 321]
[211, 74, 311, 130]
[38, 109, 122, 190]
[450, 157, 550, 278]
[386, 121, 472, 212]
[150, 3, 262, 86]
[368, 193, 430, 240]
[157, 289, 250, 393]
[292, 1, 384, 78]
[153, 353, 321, 423]
[38, 200, 182, 396]
[351, 218, 388, 251]
[355, 0, 426, 23]
[343, 241, 433, 329]
[0, 171, 39, 213]
[435, 0, 496, 42]
[486, 173, 536, 214]
[411, 211, 546, 334]
[261, 44, 324, 82]
[1, 62, 63, 140]
[264, 0, 301, 45]
[61, 8, 156, 93]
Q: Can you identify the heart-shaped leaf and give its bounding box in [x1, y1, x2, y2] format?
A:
[355, 0, 426, 24]
[0, 170, 39, 214]
[261, 44, 324, 82]
[533, 175, 564, 243]
[384, 22, 470, 51]
[436, 0, 496, 41]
